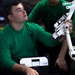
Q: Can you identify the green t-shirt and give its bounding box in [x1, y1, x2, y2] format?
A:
[0, 22, 60, 70]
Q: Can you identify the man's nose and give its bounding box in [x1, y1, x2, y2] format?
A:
[22, 10, 26, 14]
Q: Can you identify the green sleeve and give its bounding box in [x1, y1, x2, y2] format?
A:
[0, 37, 16, 70]
[32, 23, 61, 47]
[28, 1, 43, 22]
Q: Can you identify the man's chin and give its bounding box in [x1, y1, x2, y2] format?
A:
[24, 18, 28, 21]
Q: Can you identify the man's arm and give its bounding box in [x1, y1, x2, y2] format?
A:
[54, 19, 72, 71]
[55, 39, 68, 71]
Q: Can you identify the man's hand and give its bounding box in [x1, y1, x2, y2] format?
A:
[55, 58, 68, 71]
[22, 66, 39, 75]
[12, 63, 39, 75]
[64, 19, 72, 34]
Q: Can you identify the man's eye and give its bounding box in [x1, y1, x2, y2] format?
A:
[18, 9, 21, 12]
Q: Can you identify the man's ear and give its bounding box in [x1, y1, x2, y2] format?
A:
[8, 15, 13, 21]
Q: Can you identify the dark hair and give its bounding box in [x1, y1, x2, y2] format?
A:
[4, 0, 21, 21]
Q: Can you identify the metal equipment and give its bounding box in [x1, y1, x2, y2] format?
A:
[52, 0, 75, 61]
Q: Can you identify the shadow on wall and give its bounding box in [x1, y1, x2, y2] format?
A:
[0, 0, 17, 22]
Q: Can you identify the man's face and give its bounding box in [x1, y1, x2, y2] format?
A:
[48, 0, 59, 6]
[8, 3, 28, 23]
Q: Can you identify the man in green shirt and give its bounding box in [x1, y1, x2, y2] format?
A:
[0, 0, 72, 75]
[28, 0, 75, 74]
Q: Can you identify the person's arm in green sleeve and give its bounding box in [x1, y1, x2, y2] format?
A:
[0, 37, 39, 75]
[28, 1, 43, 22]
[0, 37, 16, 70]
[34, 24, 62, 47]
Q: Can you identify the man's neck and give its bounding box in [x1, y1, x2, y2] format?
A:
[49, 0, 59, 6]
[10, 22, 24, 31]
